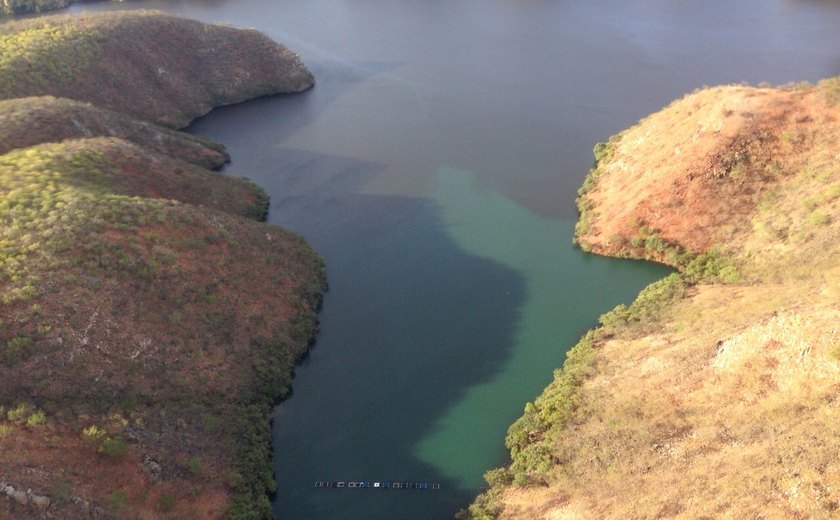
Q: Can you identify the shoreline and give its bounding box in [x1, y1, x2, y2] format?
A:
[464, 79, 840, 518]
[0, 12, 325, 518]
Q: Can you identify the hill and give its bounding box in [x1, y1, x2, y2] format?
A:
[465, 78, 840, 519]
[0, 138, 325, 519]
[0, 11, 324, 519]
[0, 96, 230, 169]
[0, 10, 314, 127]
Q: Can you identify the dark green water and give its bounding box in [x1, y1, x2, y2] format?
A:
[70, 1, 840, 518]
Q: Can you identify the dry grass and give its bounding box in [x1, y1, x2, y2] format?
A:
[474, 80, 840, 519]
[576, 85, 826, 266]
[543, 284, 840, 519]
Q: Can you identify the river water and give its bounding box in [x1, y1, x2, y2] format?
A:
[69, 1, 840, 518]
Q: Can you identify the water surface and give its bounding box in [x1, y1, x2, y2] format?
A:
[69, 1, 840, 518]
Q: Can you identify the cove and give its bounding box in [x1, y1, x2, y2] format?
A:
[66, 1, 840, 518]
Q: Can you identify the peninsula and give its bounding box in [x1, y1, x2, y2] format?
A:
[466, 79, 840, 518]
[0, 11, 324, 519]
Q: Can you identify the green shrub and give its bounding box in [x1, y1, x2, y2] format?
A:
[3, 335, 33, 364]
[82, 424, 105, 439]
[483, 467, 513, 487]
[26, 410, 46, 426]
[599, 274, 687, 329]
[818, 77, 840, 106]
[683, 248, 740, 284]
[644, 235, 668, 253]
[98, 436, 126, 458]
[2, 0, 65, 15]
[6, 403, 31, 422]
[808, 211, 830, 226]
[505, 331, 599, 485]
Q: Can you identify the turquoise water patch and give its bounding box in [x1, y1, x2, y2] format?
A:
[415, 168, 670, 488]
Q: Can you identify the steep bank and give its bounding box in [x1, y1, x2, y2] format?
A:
[466, 78, 840, 518]
[0, 11, 324, 519]
[0, 10, 314, 127]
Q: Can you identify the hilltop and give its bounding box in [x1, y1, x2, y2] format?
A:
[465, 78, 840, 518]
[0, 11, 324, 519]
[0, 10, 314, 127]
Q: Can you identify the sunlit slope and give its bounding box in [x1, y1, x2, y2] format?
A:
[466, 78, 840, 519]
[0, 10, 314, 127]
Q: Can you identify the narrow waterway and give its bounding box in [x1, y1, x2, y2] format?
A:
[70, 1, 840, 517]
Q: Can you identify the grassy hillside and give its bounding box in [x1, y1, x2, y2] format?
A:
[0, 96, 230, 169]
[0, 137, 325, 519]
[0, 10, 324, 519]
[0, 10, 314, 127]
[465, 78, 840, 519]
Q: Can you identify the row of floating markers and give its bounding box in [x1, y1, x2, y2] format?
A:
[314, 482, 441, 490]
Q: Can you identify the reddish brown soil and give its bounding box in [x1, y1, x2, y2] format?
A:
[477, 81, 840, 520]
[578, 85, 829, 260]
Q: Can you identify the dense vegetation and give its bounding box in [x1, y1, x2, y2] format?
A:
[2, 0, 68, 16]
[0, 11, 323, 519]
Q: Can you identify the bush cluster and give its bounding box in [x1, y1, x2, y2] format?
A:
[2, 0, 66, 15]
[598, 273, 686, 330]
[574, 139, 622, 243]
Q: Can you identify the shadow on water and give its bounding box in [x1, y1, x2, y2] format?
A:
[270, 187, 528, 519]
[233, 146, 529, 519]
[189, 58, 522, 518]
[188, 91, 671, 518]
[195, 72, 531, 515]
[186, 58, 405, 155]
[105, 2, 840, 518]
